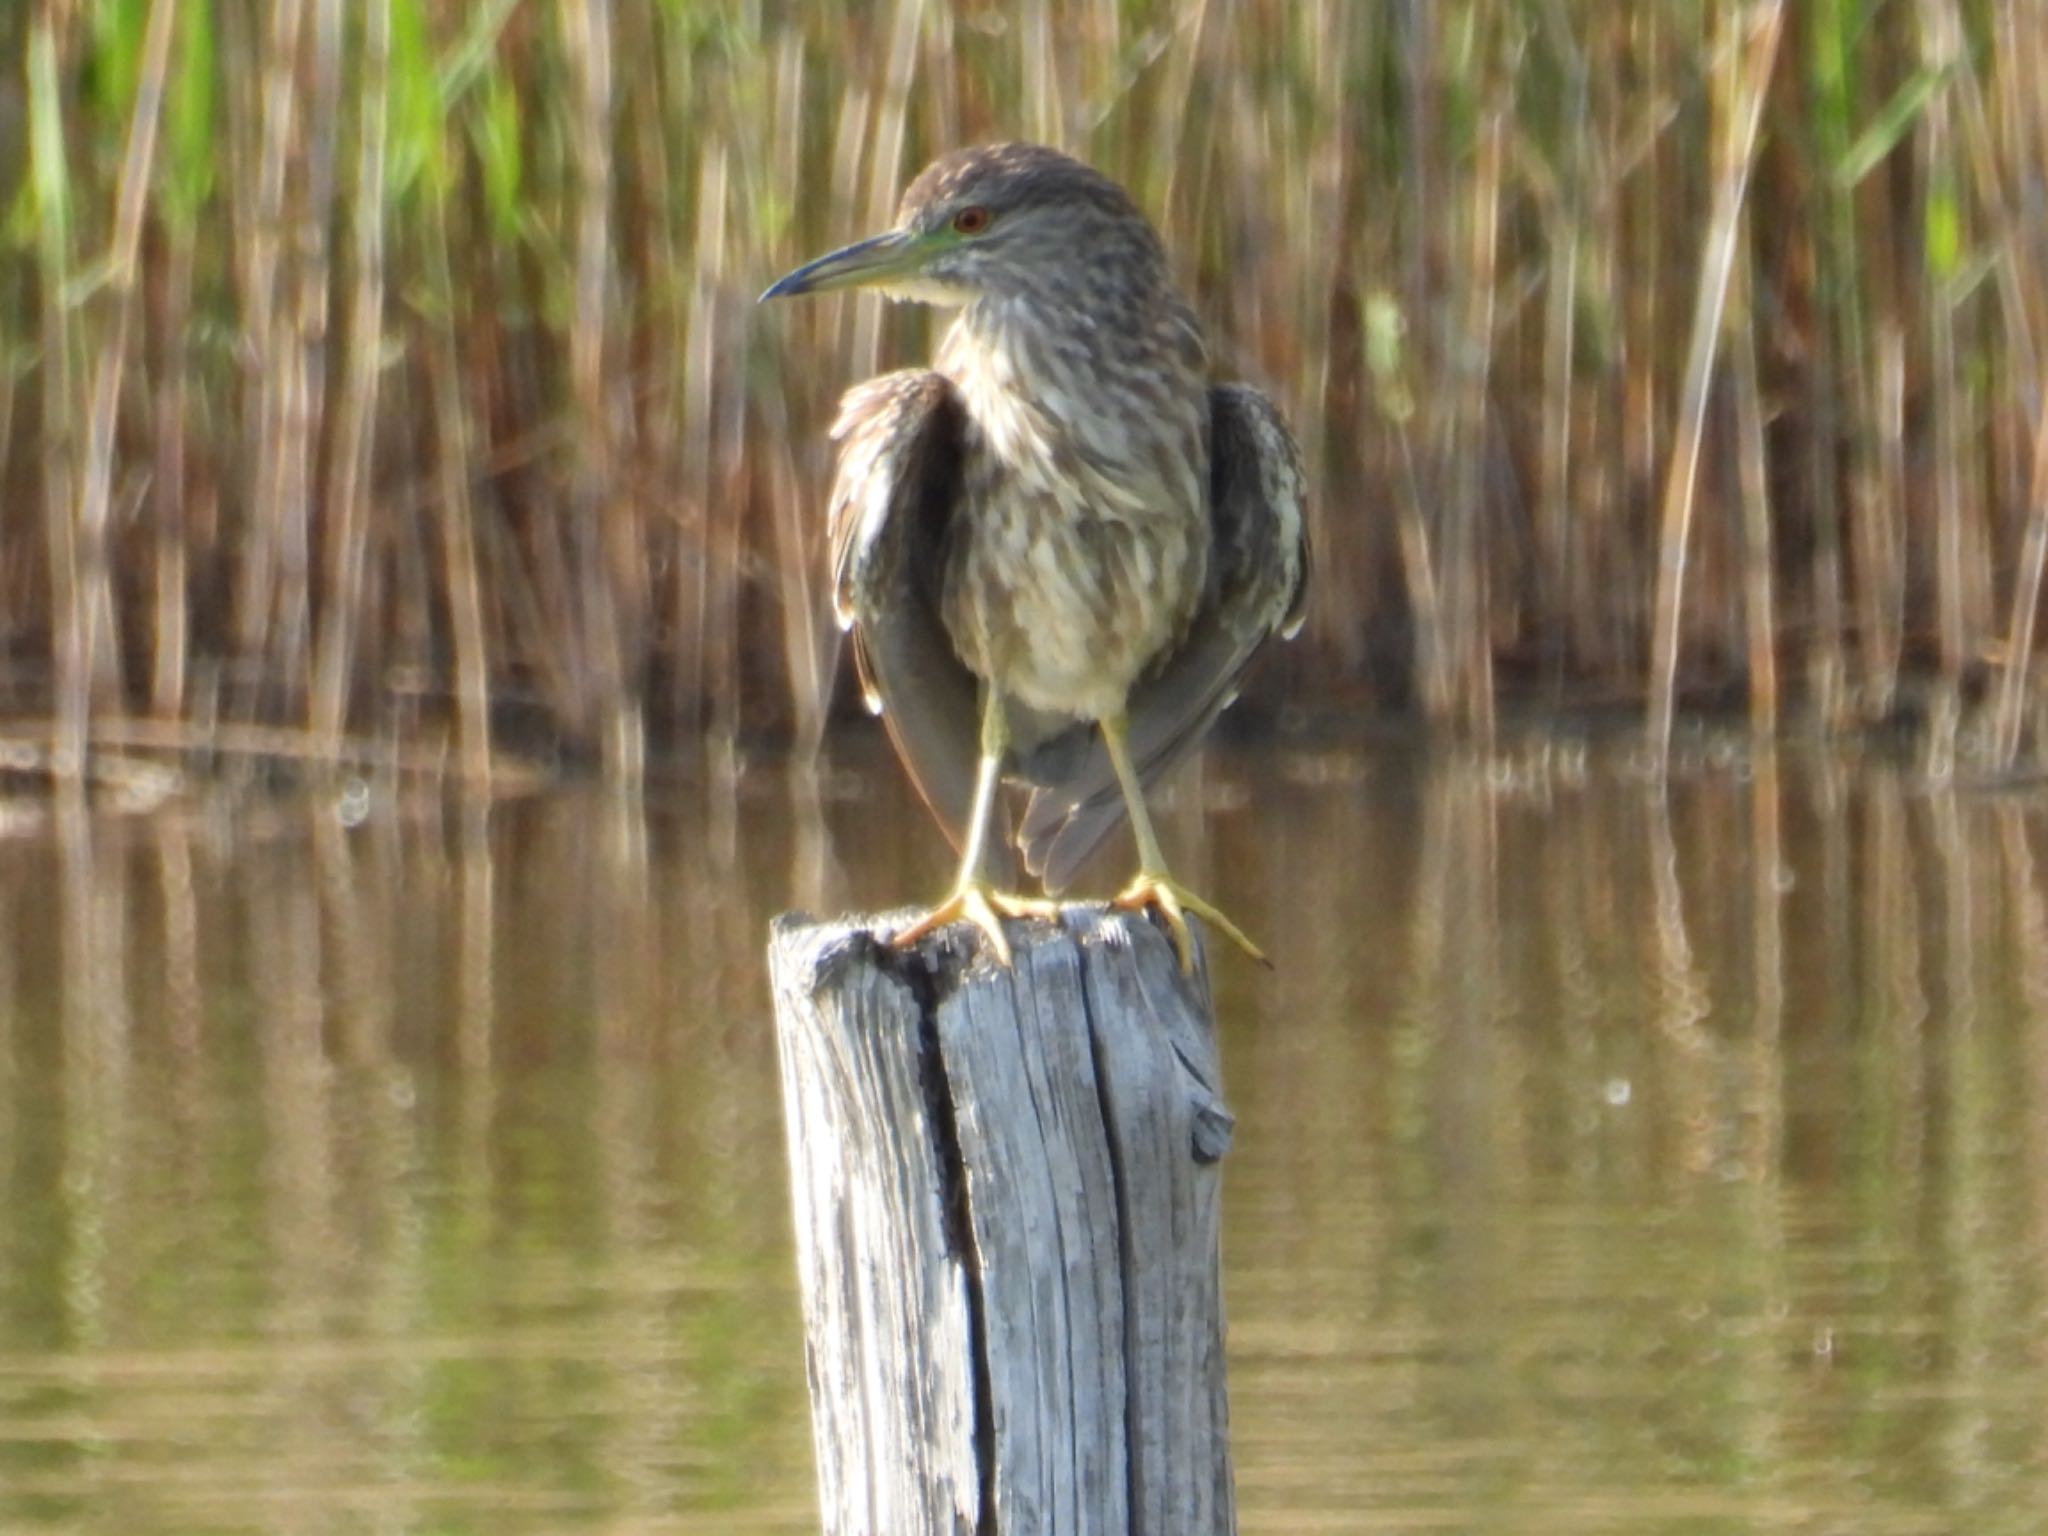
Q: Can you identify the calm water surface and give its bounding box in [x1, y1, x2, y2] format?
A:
[2, 735, 2047, 1533]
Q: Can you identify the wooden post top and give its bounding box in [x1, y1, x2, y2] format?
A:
[769, 907, 1238, 1535]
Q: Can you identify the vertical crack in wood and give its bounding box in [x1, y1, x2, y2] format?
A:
[1075, 927, 1144, 1536]
[896, 945, 1000, 1535]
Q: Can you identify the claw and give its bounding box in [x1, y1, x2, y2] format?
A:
[891, 882, 1061, 966]
[1111, 871, 1269, 975]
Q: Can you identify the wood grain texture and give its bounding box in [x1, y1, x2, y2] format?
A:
[769, 906, 1237, 1536]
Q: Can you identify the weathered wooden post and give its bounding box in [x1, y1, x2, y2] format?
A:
[768, 906, 1237, 1536]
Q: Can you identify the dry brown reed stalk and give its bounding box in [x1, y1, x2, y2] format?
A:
[1533, 44, 1589, 690]
[1920, 13, 1968, 779]
[28, 12, 84, 776]
[1992, 400, 2048, 767]
[1806, 1, 1869, 733]
[0, 329, 16, 536]
[1974, 10, 2045, 419]
[149, 229, 193, 722]
[1730, 241, 1777, 736]
[1273, 5, 1352, 670]
[73, 0, 179, 777]
[26, 18, 69, 745]
[421, 192, 492, 787]
[561, 0, 634, 778]
[1449, 100, 1505, 743]
[311, 0, 390, 754]
[757, 33, 835, 759]
[1977, 1, 2048, 769]
[688, 140, 748, 759]
[673, 131, 721, 747]
[1384, 407, 1450, 718]
[1021, 0, 1059, 146]
[1647, 2, 1783, 771]
[1863, 328, 1907, 720]
[271, 0, 346, 702]
[856, 0, 924, 378]
[231, 0, 305, 717]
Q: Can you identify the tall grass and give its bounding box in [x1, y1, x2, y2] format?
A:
[1, 0, 2045, 777]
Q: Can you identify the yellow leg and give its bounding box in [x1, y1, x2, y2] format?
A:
[891, 690, 1056, 965]
[1100, 712, 1268, 974]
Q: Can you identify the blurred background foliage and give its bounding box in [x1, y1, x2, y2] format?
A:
[2, 0, 2045, 781]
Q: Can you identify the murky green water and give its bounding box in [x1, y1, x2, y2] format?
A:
[2, 735, 2047, 1533]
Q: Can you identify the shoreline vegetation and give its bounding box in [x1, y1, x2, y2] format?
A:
[3, 2, 2046, 786]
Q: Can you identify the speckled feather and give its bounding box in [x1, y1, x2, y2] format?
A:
[829, 370, 1305, 885]
[1019, 383, 1307, 889]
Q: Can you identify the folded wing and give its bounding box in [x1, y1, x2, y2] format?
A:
[829, 370, 1017, 880]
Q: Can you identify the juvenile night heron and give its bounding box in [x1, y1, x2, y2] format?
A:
[763, 143, 1307, 972]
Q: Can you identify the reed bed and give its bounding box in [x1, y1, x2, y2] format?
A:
[2, 0, 2046, 777]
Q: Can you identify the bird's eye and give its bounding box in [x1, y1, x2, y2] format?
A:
[951, 205, 993, 236]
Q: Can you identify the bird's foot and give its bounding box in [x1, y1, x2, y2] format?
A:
[890, 882, 1061, 967]
[1110, 871, 1269, 975]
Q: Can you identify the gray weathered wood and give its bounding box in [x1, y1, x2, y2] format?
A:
[769, 906, 1237, 1536]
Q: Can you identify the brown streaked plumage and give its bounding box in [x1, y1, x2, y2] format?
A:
[764, 143, 1308, 970]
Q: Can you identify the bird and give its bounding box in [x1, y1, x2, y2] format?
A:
[761, 143, 1307, 974]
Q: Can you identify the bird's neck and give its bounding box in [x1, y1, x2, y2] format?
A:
[938, 294, 1208, 492]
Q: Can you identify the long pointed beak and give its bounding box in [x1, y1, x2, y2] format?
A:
[759, 228, 924, 301]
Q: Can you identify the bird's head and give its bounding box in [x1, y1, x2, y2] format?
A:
[760, 143, 1164, 309]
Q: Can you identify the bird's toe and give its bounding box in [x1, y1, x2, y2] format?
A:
[1110, 872, 1268, 974]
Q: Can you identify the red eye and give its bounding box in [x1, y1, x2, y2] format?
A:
[952, 205, 993, 235]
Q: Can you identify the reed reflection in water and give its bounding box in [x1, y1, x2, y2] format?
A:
[0, 738, 2046, 1533]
